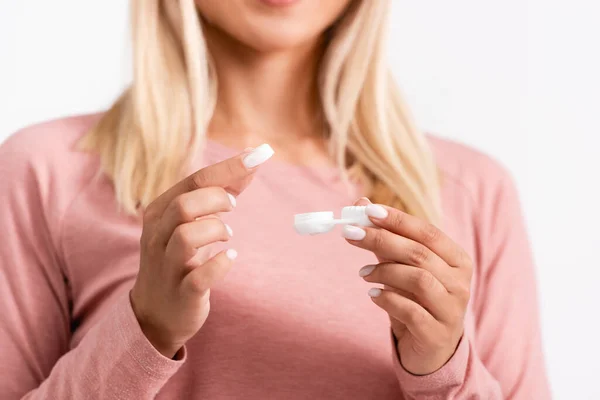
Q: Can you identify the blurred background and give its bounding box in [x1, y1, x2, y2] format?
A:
[1, 1, 599, 398]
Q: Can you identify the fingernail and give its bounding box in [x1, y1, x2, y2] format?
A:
[357, 197, 372, 203]
[365, 204, 388, 219]
[342, 225, 366, 241]
[227, 193, 236, 208]
[368, 288, 382, 298]
[242, 144, 274, 168]
[359, 265, 376, 277]
[225, 224, 233, 237]
[226, 249, 238, 260]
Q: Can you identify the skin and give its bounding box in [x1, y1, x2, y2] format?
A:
[346, 198, 473, 375]
[132, 0, 472, 376]
[131, 151, 258, 358]
[198, 0, 352, 165]
[132, 0, 353, 359]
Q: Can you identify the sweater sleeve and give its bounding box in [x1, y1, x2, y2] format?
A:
[393, 161, 551, 399]
[0, 132, 185, 399]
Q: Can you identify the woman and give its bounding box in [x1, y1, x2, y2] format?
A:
[0, 0, 551, 398]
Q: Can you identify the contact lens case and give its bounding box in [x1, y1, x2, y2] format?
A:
[294, 206, 374, 235]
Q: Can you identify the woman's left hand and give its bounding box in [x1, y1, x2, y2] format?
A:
[343, 200, 473, 376]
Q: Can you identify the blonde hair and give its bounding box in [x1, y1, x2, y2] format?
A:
[81, 0, 441, 223]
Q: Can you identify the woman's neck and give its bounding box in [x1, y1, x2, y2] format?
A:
[204, 24, 330, 164]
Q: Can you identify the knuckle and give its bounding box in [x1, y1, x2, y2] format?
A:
[408, 244, 429, 266]
[455, 282, 471, 305]
[412, 269, 436, 292]
[174, 195, 194, 221]
[388, 210, 405, 229]
[188, 274, 207, 294]
[372, 231, 387, 252]
[189, 169, 215, 190]
[420, 223, 441, 245]
[407, 304, 427, 328]
[172, 224, 190, 246]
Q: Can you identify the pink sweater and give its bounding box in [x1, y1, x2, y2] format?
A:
[0, 115, 550, 399]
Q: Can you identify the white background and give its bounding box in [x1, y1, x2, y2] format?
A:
[1, 1, 599, 398]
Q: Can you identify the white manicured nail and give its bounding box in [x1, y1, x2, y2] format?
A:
[227, 193, 236, 208]
[342, 225, 366, 241]
[226, 249, 238, 260]
[242, 144, 274, 168]
[225, 224, 233, 237]
[359, 265, 376, 277]
[365, 204, 388, 219]
[368, 288, 382, 298]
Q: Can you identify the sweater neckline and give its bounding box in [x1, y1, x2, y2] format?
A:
[203, 139, 343, 184]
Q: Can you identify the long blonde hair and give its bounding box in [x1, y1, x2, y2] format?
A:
[81, 0, 441, 223]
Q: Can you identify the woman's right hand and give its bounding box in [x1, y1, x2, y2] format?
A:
[130, 145, 273, 358]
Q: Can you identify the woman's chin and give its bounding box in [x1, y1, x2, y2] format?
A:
[239, 26, 324, 53]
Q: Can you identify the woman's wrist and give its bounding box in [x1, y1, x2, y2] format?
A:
[130, 289, 182, 359]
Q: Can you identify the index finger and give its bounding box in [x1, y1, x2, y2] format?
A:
[151, 144, 274, 215]
[364, 204, 471, 270]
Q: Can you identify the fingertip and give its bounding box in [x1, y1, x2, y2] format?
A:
[342, 225, 366, 241]
[358, 264, 376, 277]
[225, 249, 238, 260]
[226, 192, 237, 208]
[242, 144, 274, 169]
[365, 204, 389, 219]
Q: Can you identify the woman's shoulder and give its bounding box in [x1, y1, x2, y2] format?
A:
[0, 113, 104, 230]
[427, 135, 527, 276]
[1, 113, 102, 166]
[0, 114, 104, 191]
[427, 134, 517, 203]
